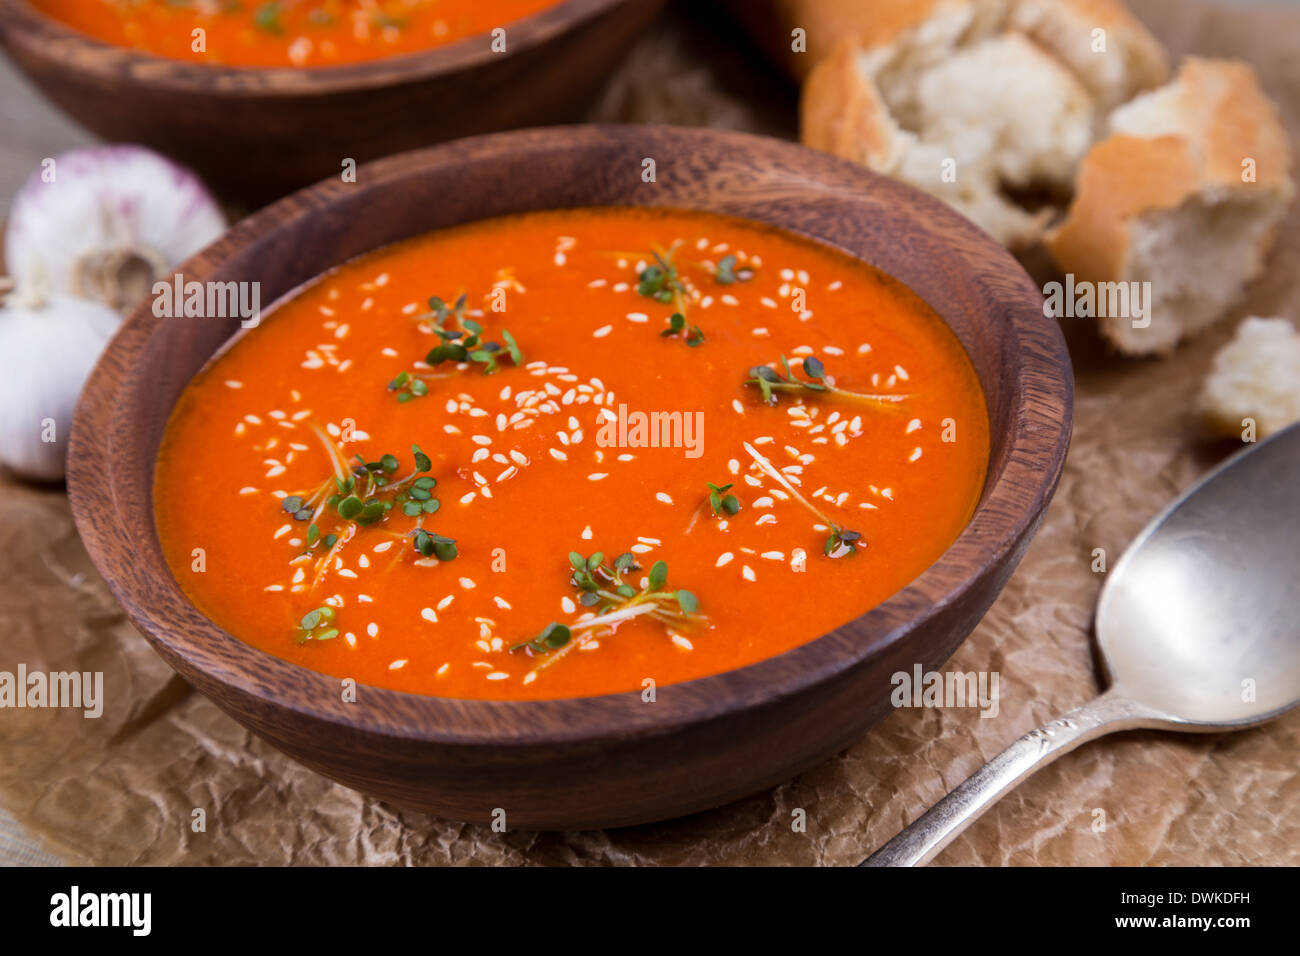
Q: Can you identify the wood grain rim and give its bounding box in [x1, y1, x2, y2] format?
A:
[67, 125, 1072, 753]
[0, 0, 630, 95]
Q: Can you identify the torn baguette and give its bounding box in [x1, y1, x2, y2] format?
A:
[1045, 58, 1296, 355]
[802, 31, 1092, 248]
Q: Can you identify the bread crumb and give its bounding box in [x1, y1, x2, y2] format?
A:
[1200, 317, 1300, 440]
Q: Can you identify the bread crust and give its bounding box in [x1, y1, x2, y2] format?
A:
[1014, 0, 1169, 106]
[1046, 57, 1295, 284]
[800, 40, 903, 169]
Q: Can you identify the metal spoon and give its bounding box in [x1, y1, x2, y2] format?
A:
[863, 421, 1300, 866]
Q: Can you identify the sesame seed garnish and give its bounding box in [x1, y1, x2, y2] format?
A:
[437, 595, 455, 611]
[459, 577, 476, 590]
[367, 623, 379, 637]
[421, 608, 438, 623]
[588, 472, 608, 481]
[716, 552, 734, 567]
[742, 565, 757, 581]
[909, 447, 923, 462]
[389, 659, 407, 670]
[656, 492, 673, 504]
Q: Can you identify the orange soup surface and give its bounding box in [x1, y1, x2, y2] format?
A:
[30, 0, 562, 67]
[154, 208, 990, 700]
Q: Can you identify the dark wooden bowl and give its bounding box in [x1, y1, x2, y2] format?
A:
[0, 0, 663, 203]
[67, 125, 1072, 830]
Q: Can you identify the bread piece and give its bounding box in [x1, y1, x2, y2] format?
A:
[1012, 0, 1169, 110]
[1200, 317, 1300, 440]
[802, 32, 1092, 247]
[1045, 58, 1295, 355]
[735, 0, 1167, 103]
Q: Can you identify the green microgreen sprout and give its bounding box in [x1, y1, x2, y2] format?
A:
[510, 551, 705, 680]
[660, 312, 705, 347]
[387, 370, 429, 403]
[706, 481, 741, 517]
[286, 429, 454, 587]
[295, 605, 339, 645]
[410, 529, 458, 562]
[746, 354, 908, 410]
[636, 245, 687, 308]
[413, 293, 523, 377]
[743, 440, 863, 559]
[253, 1, 283, 33]
[713, 254, 755, 285]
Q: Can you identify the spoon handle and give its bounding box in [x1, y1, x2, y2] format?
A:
[861, 690, 1144, 866]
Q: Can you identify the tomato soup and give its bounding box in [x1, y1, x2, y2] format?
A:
[154, 208, 989, 700]
[30, 0, 563, 67]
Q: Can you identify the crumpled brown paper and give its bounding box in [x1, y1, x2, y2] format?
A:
[1, 0, 1297, 865]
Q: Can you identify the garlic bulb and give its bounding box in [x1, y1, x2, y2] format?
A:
[0, 292, 122, 481]
[4, 146, 226, 313]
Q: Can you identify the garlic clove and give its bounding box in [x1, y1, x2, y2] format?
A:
[0, 294, 122, 482]
[4, 146, 226, 315]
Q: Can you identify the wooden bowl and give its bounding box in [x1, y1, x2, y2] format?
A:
[0, 0, 664, 203]
[67, 125, 1072, 830]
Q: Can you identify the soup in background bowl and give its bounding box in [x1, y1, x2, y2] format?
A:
[30, 0, 567, 67]
[0, 0, 664, 200]
[68, 126, 1071, 828]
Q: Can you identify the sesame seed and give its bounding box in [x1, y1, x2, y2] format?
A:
[421, 608, 438, 623]
[367, 623, 379, 637]
[656, 492, 673, 504]
[438, 595, 455, 611]
[742, 565, 757, 582]
[672, 635, 694, 651]
[716, 552, 734, 567]
[588, 473, 608, 481]
[389, 659, 407, 670]
[732, 399, 745, 415]
[909, 447, 923, 462]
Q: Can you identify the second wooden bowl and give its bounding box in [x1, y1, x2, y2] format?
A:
[0, 0, 664, 203]
[67, 125, 1072, 830]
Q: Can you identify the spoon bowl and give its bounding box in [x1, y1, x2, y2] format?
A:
[866, 421, 1300, 865]
[1096, 424, 1300, 727]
